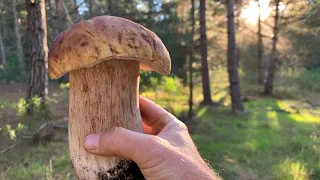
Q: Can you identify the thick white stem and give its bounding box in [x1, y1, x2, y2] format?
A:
[69, 60, 144, 179]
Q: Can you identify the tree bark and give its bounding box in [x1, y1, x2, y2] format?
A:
[257, 0, 264, 84]
[12, 0, 26, 81]
[26, 0, 49, 110]
[264, 0, 280, 95]
[0, 27, 7, 83]
[227, 0, 244, 112]
[188, 0, 195, 118]
[69, 60, 144, 179]
[199, 0, 213, 105]
[62, 0, 72, 24]
[235, 0, 242, 30]
[73, 0, 78, 14]
[107, 0, 113, 15]
[88, 0, 93, 17]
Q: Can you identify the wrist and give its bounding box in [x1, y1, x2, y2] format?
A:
[201, 167, 221, 180]
[181, 163, 220, 180]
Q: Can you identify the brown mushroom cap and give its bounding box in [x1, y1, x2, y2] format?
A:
[48, 16, 171, 79]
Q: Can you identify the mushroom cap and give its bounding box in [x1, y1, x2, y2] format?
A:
[48, 16, 171, 79]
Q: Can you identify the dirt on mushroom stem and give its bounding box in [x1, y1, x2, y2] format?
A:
[69, 60, 144, 180]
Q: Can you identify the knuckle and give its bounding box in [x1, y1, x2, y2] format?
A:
[157, 113, 171, 125]
[175, 120, 188, 132]
[113, 127, 125, 136]
[111, 127, 126, 149]
[99, 127, 125, 152]
[144, 135, 158, 146]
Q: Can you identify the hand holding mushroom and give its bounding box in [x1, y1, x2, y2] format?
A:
[48, 16, 218, 180]
[84, 97, 220, 180]
[48, 16, 170, 179]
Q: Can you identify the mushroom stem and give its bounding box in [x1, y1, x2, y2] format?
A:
[69, 60, 144, 179]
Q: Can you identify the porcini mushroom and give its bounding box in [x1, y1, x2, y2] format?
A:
[47, 16, 171, 179]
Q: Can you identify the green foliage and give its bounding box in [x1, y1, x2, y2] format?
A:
[0, 98, 8, 119]
[15, 96, 51, 120]
[140, 71, 161, 91]
[16, 122, 25, 133]
[17, 98, 27, 117]
[31, 96, 42, 110]
[0, 54, 26, 82]
[140, 77, 187, 115]
[150, 77, 159, 87]
[161, 76, 180, 93]
[305, 0, 320, 27]
[5, 124, 17, 141]
[2, 122, 25, 141]
[59, 83, 70, 89]
[28, 96, 51, 121]
[297, 69, 320, 91]
[140, 73, 182, 94]
[274, 159, 309, 180]
[1, 96, 52, 143]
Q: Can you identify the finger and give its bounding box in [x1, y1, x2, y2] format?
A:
[139, 96, 174, 129]
[83, 127, 154, 165]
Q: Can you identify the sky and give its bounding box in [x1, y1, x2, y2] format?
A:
[241, 0, 286, 25]
[77, 0, 88, 15]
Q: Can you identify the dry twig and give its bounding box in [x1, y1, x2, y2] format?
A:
[0, 140, 21, 154]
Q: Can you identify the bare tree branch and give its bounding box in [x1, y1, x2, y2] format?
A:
[0, 1, 13, 13]
[0, 140, 21, 154]
[62, 0, 73, 24]
[48, 0, 87, 21]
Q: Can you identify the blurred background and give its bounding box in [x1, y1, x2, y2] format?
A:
[0, 0, 319, 179]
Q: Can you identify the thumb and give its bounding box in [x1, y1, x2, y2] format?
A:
[83, 127, 154, 164]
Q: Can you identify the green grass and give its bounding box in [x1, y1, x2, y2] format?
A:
[1, 72, 319, 179]
[0, 142, 75, 180]
[192, 98, 320, 180]
[1, 97, 319, 180]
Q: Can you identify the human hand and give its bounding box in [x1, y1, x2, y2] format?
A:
[83, 96, 220, 180]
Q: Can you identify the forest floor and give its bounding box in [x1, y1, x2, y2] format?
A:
[0, 82, 319, 180]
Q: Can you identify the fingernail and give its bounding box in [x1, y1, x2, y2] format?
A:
[84, 133, 99, 151]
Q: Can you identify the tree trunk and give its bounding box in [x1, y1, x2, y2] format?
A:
[188, 0, 195, 118]
[73, 0, 78, 14]
[227, 0, 244, 112]
[235, 0, 242, 30]
[26, 0, 49, 111]
[12, 0, 26, 82]
[264, 0, 280, 95]
[88, 0, 93, 17]
[0, 28, 7, 83]
[257, 0, 264, 84]
[199, 0, 213, 105]
[107, 0, 113, 15]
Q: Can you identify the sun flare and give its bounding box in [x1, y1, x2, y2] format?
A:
[241, 0, 286, 25]
[241, 0, 272, 25]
